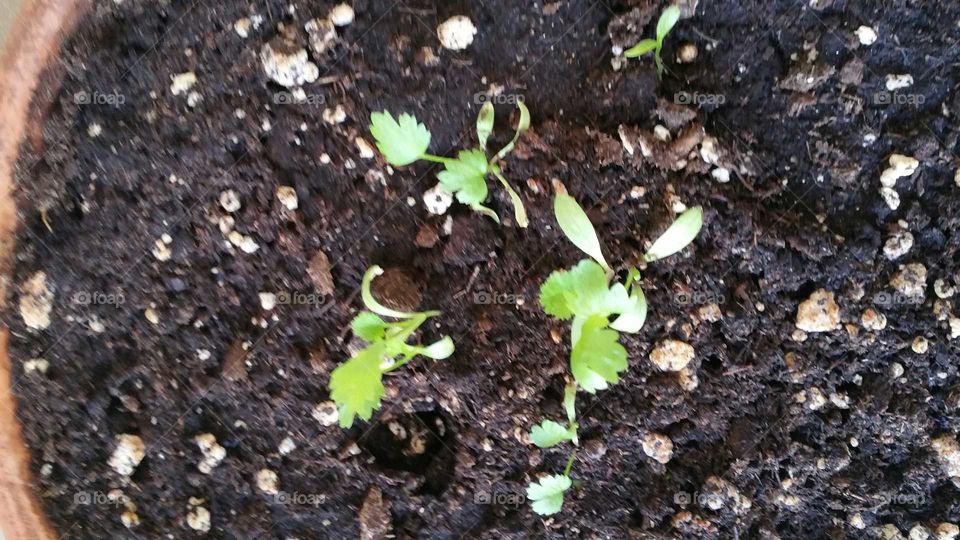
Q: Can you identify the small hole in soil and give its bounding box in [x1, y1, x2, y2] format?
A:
[664, 419, 696, 441]
[183, 406, 230, 442]
[701, 354, 724, 375]
[788, 424, 823, 451]
[262, 380, 284, 399]
[790, 280, 819, 302]
[105, 395, 138, 434]
[128, 454, 152, 484]
[358, 407, 456, 495]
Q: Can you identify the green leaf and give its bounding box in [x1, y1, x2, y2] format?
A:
[369, 111, 432, 166]
[644, 206, 703, 262]
[624, 38, 658, 58]
[351, 312, 388, 342]
[470, 203, 501, 224]
[563, 381, 577, 424]
[329, 344, 387, 428]
[571, 315, 628, 393]
[491, 167, 528, 228]
[540, 270, 576, 320]
[540, 260, 608, 320]
[564, 261, 614, 318]
[530, 420, 576, 448]
[656, 5, 681, 43]
[610, 283, 647, 334]
[493, 101, 530, 162]
[476, 102, 494, 150]
[542, 260, 648, 340]
[554, 193, 611, 274]
[361, 265, 418, 319]
[437, 149, 489, 206]
[527, 474, 572, 516]
[334, 266, 454, 429]
[655, 52, 665, 76]
[415, 336, 455, 360]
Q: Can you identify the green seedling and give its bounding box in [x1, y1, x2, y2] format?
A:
[369, 101, 530, 227]
[527, 454, 575, 515]
[530, 381, 579, 448]
[328, 265, 454, 428]
[526, 191, 703, 515]
[624, 4, 681, 77]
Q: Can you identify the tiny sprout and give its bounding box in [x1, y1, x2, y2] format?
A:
[530, 380, 579, 449]
[624, 4, 681, 77]
[368, 101, 530, 227]
[526, 470, 573, 515]
[527, 192, 703, 515]
[328, 265, 454, 428]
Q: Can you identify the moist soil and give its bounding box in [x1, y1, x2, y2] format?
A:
[6, 0, 960, 538]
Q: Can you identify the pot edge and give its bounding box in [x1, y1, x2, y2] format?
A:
[0, 0, 84, 538]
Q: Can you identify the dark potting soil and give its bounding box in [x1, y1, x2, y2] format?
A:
[6, 0, 960, 538]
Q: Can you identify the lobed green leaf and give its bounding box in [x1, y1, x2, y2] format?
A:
[540, 260, 607, 320]
[437, 149, 489, 206]
[571, 315, 628, 393]
[540, 271, 576, 320]
[530, 420, 576, 448]
[329, 343, 387, 428]
[369, 111, 431, 166]
[351, 312, 388, 342]
[527, 474, 572, 516]
[331, 265, 456, 429]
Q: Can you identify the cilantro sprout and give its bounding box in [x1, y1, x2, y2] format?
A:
[328, 266, 454, 428]
[526, 192, 703, 515]
[526, 472, 573, 516]
[624, 4, 681, 77]
[368, 102, 531, 227]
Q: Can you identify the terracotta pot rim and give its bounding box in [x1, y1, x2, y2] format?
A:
[1, 0, 84, 538]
